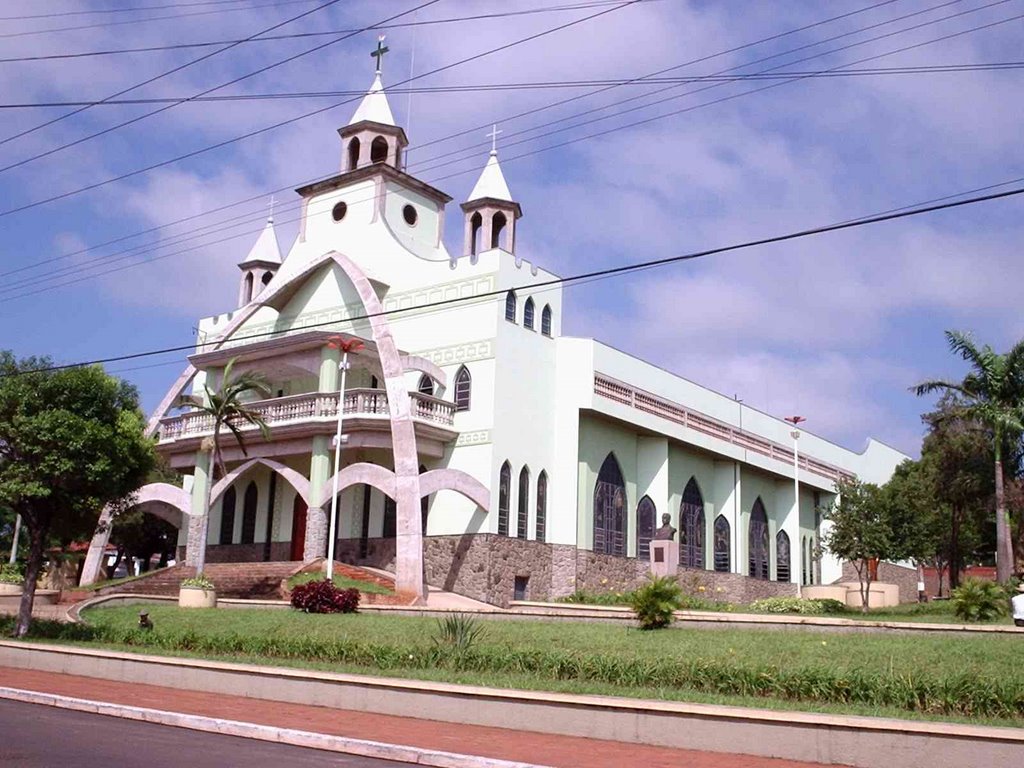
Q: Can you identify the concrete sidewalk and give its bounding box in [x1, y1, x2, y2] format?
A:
[0, 667, 826, 768]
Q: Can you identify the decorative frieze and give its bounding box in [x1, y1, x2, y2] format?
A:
[455, 430, 492, 447]
[414, 340, 494, 367]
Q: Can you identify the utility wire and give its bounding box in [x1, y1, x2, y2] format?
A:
[0, 0, 902, 278]
[5, 182, 1022, 377]
[0, 0, 643, 218]
[0, 0, 284, 21]
[3, 0, 1010, 295]
[4, 62, 1022, 109]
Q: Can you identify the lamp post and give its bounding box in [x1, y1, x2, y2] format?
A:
[326, 336, 364, 581]
[785, 416, 806, 587]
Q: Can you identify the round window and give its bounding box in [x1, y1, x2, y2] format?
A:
[332, 201, 347, 222]
[402, 204, 418, 226]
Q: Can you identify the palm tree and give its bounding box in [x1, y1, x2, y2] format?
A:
[177, 358, 271, 576]
[915, 331, 1024, 583]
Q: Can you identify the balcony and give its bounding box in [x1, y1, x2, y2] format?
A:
[157, 389, 456, 450]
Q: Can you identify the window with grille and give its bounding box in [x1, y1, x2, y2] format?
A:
[523, 298, 535, 330]
[417, 374, 433, 396]
[776, 530, 791, 582]
[454, 366, 471, 411]
[679, 478, 705, 569]
[713, 515, 731, 572]
[498, 462, 511, 536]
[517, 466, 530, 539]
[535, 471, 548, 543]
[504, 291, 516, 323]
[541, 305, 552, 336]
[636, 496, 655, 560]
[748, 498, 769, 580]
[219, 486, 236, 545]
[593, 453, 626, 556]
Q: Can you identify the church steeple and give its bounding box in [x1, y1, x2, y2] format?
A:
[237, 205, 282, 307]
[338, 35, 408, 172]
[462, 126, 522, 258]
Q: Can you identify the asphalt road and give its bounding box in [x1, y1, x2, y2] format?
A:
[0, 699, 410, 767]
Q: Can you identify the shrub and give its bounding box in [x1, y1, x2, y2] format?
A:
[290, 579, 360, 614]
[432, 613, 485, 654]
[0, 564, 24, 585]
[180, 575, 215, 590]
[952, 578, 1008, 622]
[630, 575, 682, 630]
[750, 597, 848, 615]
[556, 589, 634, 606]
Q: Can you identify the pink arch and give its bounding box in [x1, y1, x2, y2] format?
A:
[419, 469, 489, 510]
[317, 462, 397, 508]
[210, 457, 311, 507]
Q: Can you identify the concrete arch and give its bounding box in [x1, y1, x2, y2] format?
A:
[210, 457, 311, 508]
[400, 354, 447, 395]
[317, 462, 397, 508]
[419, 469, 490, 511]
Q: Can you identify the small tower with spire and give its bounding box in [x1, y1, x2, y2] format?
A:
[462, 125, 522, 259]
[237, 203, 282, 307]
[338, 36, 408, 172]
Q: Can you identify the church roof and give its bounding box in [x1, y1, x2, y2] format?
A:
[239, 217, 282, 267]
[348, 72, 396, 127]
[467, 151, 513, 203]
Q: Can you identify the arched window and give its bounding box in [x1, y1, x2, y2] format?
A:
[454, 366, 471, 411]
[219, 486, 236, 545]
[417, 373, 433, 396]
[749, 498, 769, 580]
[517, 466, 530, 539]
[243, 272, 254, 304]
[536, 471, 548, 543]
[541, 305, 552, 337]
[680, 478, 706, 569]
[347, 137, 360, 170]
[470, 211, 482, 255]
[420, 464, 429, 535]
[776, 530, 791, 582]
[523, 298, 535, 330]
[498, 461, 511, 536]
[801, 536, 808, 585]
[491, 211, 507, 249]
[241, 481, 258, 545]
[593, 453, 626, 556]
[713, 515, 731, 572]
[636, 496, 656, 560]
[505, 290, 516, 323]
[261, 271, 273, 288]
[370, 136, 388, 163]
[383, 496, 396, 538]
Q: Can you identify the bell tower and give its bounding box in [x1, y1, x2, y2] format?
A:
[338, 36, 408, 172]
[237, 204, 282, 307]
[462, 125, 522, 259]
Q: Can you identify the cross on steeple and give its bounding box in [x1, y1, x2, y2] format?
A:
[370, 35, 389, 74]
[486, 124, 502, 155]
[266, 194, 277, 222]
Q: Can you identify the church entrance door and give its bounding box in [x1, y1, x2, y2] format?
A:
[290, 496, 307, 561]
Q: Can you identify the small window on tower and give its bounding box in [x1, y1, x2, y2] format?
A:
[332, 201, 347, 221]
[403, 205, 418, 226]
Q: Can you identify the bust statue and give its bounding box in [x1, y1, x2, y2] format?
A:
[653, 513, 676, 541]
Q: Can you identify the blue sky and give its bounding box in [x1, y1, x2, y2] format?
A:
[0, 0, 1021, 456]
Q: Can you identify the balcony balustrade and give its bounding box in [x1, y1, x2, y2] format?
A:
[158, 388, 454, 443]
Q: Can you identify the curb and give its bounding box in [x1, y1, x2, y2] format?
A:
[0, 686, 550, 768]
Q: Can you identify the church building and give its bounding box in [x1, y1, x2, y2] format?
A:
[81, 52, 908, 606]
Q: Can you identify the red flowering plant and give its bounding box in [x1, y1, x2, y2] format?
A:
[290, 579, 360, 614]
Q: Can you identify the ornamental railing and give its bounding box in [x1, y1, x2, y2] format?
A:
[158, 388, 455, 442]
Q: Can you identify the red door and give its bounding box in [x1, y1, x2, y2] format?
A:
[290, 497, 307, 561]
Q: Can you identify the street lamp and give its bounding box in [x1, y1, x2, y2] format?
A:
[785, 416, 806, 587]
[325, 336, 365, 581]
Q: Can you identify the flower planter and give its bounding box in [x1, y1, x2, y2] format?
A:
[0, 583, 23, 597]
[178, 586, 217, 608]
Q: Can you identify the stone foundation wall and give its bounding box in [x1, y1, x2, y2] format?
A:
[840, 561, 919, 603]
[674, 567, 797, 603]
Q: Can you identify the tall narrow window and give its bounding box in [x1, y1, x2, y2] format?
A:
[749, 498, 769, 580]
[219, 486, 236, 545]
[713, 515, 731, 572]
[636, 496, 656, 560]
[491, 211, 507, 249]
[243, 272, 254, 304]
[776, 530, 791, 582]
[470, 211, 482, 255]
[504, 290, 516, 323]
[370, 136, 388, 163]
[420, 465, 429, 535]
[517, 466, 530, 539]
[347, 137, 360, 170]
[536, 471, 548, 543]
[383, 496, 396, 538]
[417, 373, 433, 396]
[241, 481, 258, 545]
[593, 453, 626, 556]
[801, 536, 808, 585]
[498, 461, 511, 536]
[523, 298, 535, 330]
[679, 478, 706, 569]
[454, 366, 471, 411]
[541, 305, 552, 336]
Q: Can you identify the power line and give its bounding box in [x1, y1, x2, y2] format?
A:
[0, 0, 902, 278]
[5, 2, 1013, 296]
[0, 0, 281, 21]
[0, 0, 643, 218]
[5, 182, 1022, 378]
[4, 62, 1022, 109]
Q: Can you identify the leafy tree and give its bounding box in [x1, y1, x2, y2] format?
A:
[0, 352, 154, 637]
[915, 331, 1024, 582]
[879, 459, 941, 597]
[175, 358, 269, 576]
[823, 478, 889, 612]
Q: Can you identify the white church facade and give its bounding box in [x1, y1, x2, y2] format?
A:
[82, 61, 908, 606]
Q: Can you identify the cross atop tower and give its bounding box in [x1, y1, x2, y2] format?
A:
[371, 35, 389, 74]
[486, 124, 502, 155]
[266, 194, 277, 223]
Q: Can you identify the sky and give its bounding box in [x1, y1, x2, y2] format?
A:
[0, 0, 1021, 457]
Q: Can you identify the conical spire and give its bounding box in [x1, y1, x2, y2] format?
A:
[467, 151, 513, 203]
[239, 216, 282, 266]
[348, 72, 396, 127]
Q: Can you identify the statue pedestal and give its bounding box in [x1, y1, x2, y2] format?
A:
[648, 541, 679, 578]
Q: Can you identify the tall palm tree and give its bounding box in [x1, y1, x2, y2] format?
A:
[177, 358, 270, 576]
[915, 331, 1024, 583]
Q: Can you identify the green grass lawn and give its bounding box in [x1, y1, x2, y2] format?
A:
[10, 605, 1017, 727]
[286, 572, 393, 595]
